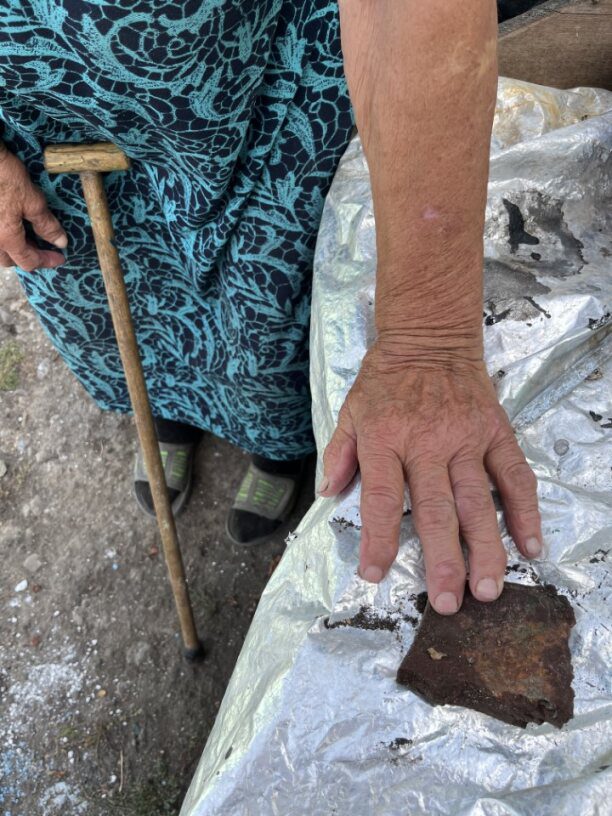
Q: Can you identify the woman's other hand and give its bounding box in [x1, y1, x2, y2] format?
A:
[0, 142, 67, 270]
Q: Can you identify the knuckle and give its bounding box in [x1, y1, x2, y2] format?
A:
[323, 438, 338, 463]
[26, 198, 48, 218]
[509, 505, 541, 527]
[362, 488, 402, 521]
[0, 222, 23, 241]
[429, 557, 466, 583]
[454, 484, 492, 517]
[498, 459, 537, 493]
[361, 416, 397, 446]
[25, 184, 46, 205]
[460, 519, 495, 541]
[413, 495, 456, 532]
[14, 245, 38, 269]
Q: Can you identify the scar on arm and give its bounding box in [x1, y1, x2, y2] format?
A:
[421, 206, 440, 221]
[446, 35, 497, 80]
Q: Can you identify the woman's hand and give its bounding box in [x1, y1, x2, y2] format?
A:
[0, 143, 67, 270]
[320, 343, 543, 615]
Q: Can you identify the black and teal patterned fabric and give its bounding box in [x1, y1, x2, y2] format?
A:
[0, 1, 354, 458]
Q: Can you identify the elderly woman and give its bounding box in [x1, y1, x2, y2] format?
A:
[0, 1, 543, 614]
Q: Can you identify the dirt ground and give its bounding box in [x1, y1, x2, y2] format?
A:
[0, 266, 314, 815]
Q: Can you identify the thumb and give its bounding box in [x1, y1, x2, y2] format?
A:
[319, 401, 358, 496]
[23, 187, 68, 249]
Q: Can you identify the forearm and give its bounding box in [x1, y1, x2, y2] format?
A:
[339, 0, 497, 363]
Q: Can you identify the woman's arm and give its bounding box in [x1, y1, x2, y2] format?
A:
[340, 0, 495, 363]
[321, 0, 543, 614]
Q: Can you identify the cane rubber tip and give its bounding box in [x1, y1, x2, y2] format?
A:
[184, 642, 206, 663]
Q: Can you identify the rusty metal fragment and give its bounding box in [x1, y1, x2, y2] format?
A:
[397, 583, 575, 728]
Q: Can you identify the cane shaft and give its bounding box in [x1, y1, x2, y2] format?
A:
[79, 170, 200, 652]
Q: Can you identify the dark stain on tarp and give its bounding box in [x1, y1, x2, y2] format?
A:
[503, 199, 540, 253]
[506, 564, 528, 575]
[588, 313, 610, 331]
[331, 516, 360, 532]
[483, 258, 549, 303]
[388, 737, 413, 751]
[413, 592, 429, 615]
[524, 296, 551, 319]
[484, 304, 512, 325]
[497, 193, 586, 278]
[324, 607, 398, 632]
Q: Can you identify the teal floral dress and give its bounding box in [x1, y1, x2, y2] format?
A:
[0, 1, 354, 458]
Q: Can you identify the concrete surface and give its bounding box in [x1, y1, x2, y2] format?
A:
[0, 266, 314, 815]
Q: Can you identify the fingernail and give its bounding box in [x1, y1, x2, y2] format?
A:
[317, 477, 329, 495]
[361, 565, 383, 583]
[433, 592, 459, 615]
[525, 537, 542, 558]
[476, 577, 500, 601]
[53, 235, 68, 249]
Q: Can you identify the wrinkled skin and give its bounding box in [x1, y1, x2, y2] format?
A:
[0, 144, 67, 271]
[320, 342, 543, 614]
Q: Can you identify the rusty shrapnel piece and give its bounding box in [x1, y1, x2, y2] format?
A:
[397, 582, 575, 728]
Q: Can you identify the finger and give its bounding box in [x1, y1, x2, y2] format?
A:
[358, 443, 404, 583]
[0, 249, 13, 267]
[485, 431, 543, 559]
[449, 454, 506, 602]
[1, 221, 64, 271]
[319, 402, 358, 496]
[33, 245, 66, 268]
[408, 460, 466, 614]
[22, 187, 68, 248]
[0, 222, 46, 272]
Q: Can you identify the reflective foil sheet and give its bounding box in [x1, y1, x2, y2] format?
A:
[181, 79, 612, 815]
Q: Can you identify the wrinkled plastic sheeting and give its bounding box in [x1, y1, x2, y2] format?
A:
[181, 79, 612, 816]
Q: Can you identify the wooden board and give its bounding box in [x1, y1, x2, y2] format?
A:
[498, 0, 612, 90]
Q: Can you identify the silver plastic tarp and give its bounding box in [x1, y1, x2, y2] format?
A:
[181, 79, 612, 816]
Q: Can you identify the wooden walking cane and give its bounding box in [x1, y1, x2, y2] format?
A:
[44, 142, 204, 662]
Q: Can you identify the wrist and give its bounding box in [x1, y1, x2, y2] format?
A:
[374, 328, 484, 369]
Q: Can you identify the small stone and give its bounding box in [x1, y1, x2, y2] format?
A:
[23, 553, 42, 573]
[21, 496, 42, 518]
[30, 634, 42, 647]
[554, 439, 570, 456]
[14, 579, 28, 592]
[0, 523, 20, 547]
[96, 689, 107, 698]
[427, 647, 447, 661]
[36, 359, 50, 379]
[31, 583, 42, 593]
[127, 640, 151, 667]
[0, 459, 6, 478]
